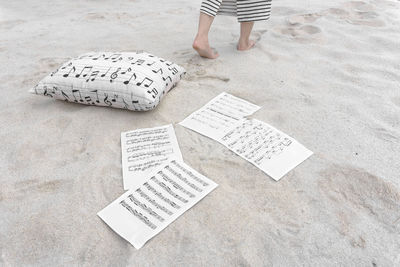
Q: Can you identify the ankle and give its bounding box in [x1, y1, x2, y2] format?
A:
[195, 33, 208, 42]
[238, 37, 250, 46]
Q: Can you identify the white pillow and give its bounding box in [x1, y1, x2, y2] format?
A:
[30, 52, 186, 111]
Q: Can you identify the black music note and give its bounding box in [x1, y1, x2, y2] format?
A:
[50, 68, 59, 77]
[131, 59, 145, 66]
[110, 67, 121, 83]
[85, 96, 95, 105]
[63, 66, 76, 78]
[124, 72, 137, 85]
[136, 77, 153, 87]
[72, 89, 83, 102]
[60, 62, 72, 70]
[152, 68, 163, 75]
[104, 53, 121, 61]
[91, 54, 105, 60]
[147, 88, 158, 99]
[113, 57, 123, 63]
[163, 76, 172, 82]
[100, 67, 111, 78]
[111, 94, 118, 102]
[75, 66, 93, 78]
[146, 61, 156, 66]
[131, 92, 139, 104]
[169, 66, 178, 75]
[90, 90, 100, 103]
[61, 90, 69, 101]
[86, 70, 99, 82]
[121, 67, 132, 75]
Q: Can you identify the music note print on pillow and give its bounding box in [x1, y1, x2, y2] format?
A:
[29, 51, 186, 111]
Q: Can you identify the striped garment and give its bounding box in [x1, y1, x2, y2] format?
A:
[200, 0, 272, 22]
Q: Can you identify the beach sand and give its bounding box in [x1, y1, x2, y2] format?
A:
[1, 0, 400, 265]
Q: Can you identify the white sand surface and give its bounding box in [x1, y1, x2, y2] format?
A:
[1, 0, 400, 265]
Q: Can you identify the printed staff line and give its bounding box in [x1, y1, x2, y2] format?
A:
[150, 176, 188, 204]
[56, 62, 176, 88]
[171, 160, 209, 187]
[198, 108, 238, 124]
[77, 53, 177, 70]
[126, 141, 172, 153]
[36, 82, 150, 103]
[126, 135, 170, 145]
[164, 165, 203, 192]
[125, 129, 169, 138]
[127, 149, 174, 161]
[128, 157, 169, 172]
[135, 188, 173, 216]
[143, 182, 181, 209]
[127, 194, 165, 222]
[120, 200, 157, 230]
[192, 113, 233, 129]
[158, 170, 196, 198]
[60, 58, 179, 78]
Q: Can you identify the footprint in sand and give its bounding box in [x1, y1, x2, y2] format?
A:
[172, 51, 229, 83]
[328, 1, 385, 27]
[272, 10, 324, 43]
[344, 1, 374, 12]
[274, 0, 386, 42]
[274, 23, 323, 43]
[185, 71, 230, 83]
[287, 13, 322, 25]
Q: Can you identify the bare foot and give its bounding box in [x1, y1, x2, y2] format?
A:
[192, 35, 219, 59]
[237, 39, 256, 51]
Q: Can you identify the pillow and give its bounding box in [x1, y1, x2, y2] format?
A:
[29, 51, 186, 111]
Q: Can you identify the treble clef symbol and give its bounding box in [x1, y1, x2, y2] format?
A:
[110, 67, 121, 83]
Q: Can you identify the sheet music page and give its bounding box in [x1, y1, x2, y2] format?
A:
[179, 92, 260, 140]
[220, 119, 313, 181]
[121, 125, 183, 190]
[98, 159, 218, 249]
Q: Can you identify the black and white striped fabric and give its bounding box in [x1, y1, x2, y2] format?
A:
[200, 0, 272, 22]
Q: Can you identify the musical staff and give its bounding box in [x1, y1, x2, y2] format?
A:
[220, 119, 313, 181]
[97, 159, 218, 249]
[179, 92, 261, 141]
[121, 125, 183, 190]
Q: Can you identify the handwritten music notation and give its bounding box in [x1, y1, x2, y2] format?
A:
[179, 92, 261, 140]
[33, 52, 186, 111]
[220, 119, 313, 181]
[97, 159, 218, 249]
[121, 125, 183, 190]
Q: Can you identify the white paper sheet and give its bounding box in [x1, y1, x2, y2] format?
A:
[98, 158, 218, 249]
[121, 125, 183, 190]
[220, 119, 313, 181]
[179, 92, 260, 141]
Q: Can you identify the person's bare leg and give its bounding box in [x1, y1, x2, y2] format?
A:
[237, 21, 256, 51]
[193, 13, 219, 59]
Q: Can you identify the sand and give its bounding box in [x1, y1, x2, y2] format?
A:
[1, 0, 400, 265]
